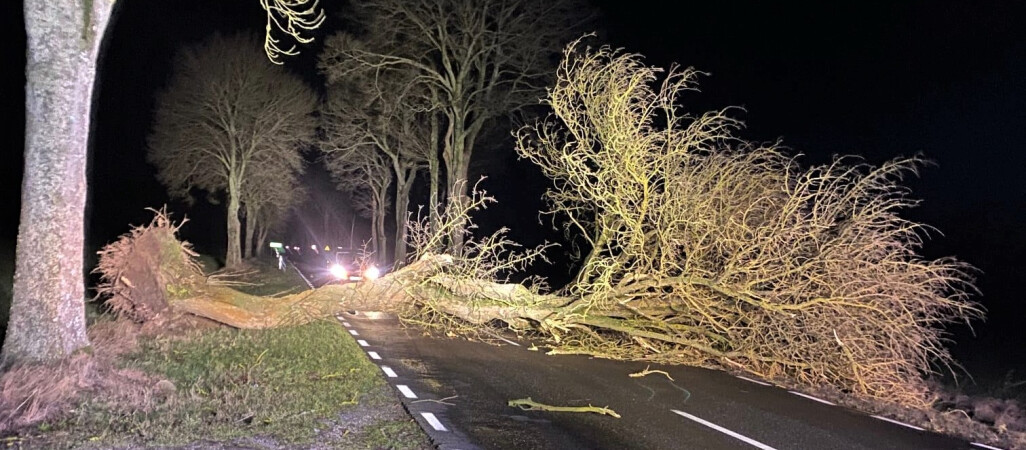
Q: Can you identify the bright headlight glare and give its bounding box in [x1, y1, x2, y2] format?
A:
[329, 264, 347, 279]
[364, 266, 380, 280]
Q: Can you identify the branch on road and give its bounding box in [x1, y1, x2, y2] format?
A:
[508, 397, 621, 419]
[628, 365, 674, 382]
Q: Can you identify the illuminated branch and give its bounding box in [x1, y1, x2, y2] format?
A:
[261, 0, 325, 65]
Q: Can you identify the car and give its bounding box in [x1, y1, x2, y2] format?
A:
[325, 251, 382, 284]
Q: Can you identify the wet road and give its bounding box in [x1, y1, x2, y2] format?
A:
[333, 311, 994, 450]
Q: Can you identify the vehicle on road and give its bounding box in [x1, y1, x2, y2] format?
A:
[325, 250, 382, 284]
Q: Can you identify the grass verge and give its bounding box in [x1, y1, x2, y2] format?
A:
[11, 320, 430, 449]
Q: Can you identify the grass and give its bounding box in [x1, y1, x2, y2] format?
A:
[229, 255, 310, 297]
[4, 254, 430, 449]
[19, 320, 429, 449]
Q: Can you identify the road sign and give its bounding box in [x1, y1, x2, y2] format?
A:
[269, 242, 283, 249]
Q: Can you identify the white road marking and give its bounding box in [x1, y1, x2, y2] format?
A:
[397, 384, 418, 398]
[367, 351, 382, 360]
[871, 415, 925, 431]
[671, 410, 777, 450]
[342, 321, 351, 327]
[348, 329, 359, 336]
[381, 366, 398, 378]
[736, 375, 772, 386]
[787, 390, 835, 406]
[420, 412, 448, 431]
[971, 442, 1005, 450]
[357, 339, 369, 347]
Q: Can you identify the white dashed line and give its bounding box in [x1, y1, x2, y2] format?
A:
[871, 415, 924, 431]
[736, 375, 772, 386]
[671, 410, 777, 450]
[357, 339, 369, 347]
[348, 329, 359, 336]
[342, 322, 351, 327]
[367, 351, 382, 360]
[397, 385, 418, 398]
[787, 390, 835, 406]
[380, 366, 398, 378]
[420, 412, 448, 431]
[971, 442, 1005, 450]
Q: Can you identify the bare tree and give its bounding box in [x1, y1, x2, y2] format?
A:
[319, 0, 589, 251]
[514, 40, 983, 405]
[148, 33, 316, 268]
[242, 160, 306, 258]
[4, 0, 321, 366]
[319, 51, 432, 266]
[322, 142, 393, 267]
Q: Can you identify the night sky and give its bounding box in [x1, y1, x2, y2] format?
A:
[3, 1, 1025, 383]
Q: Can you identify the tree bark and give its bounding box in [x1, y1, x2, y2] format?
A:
[393, 167, 415, 266]
[428, 104, 442, 243]
[443, 110, 468, 254]
[243, 203, 256, 259]
[2, 0, 114, 365]
[256, 222, 269, 258]
[375, 189, 388, 267]
[226, 182, 243, 267]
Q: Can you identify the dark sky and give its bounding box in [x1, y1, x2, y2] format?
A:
[3, 1, 1025, 379]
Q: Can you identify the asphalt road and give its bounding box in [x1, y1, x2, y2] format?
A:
[334, 311, 999, 450]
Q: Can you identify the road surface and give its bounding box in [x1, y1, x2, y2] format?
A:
[333, 311, 999, 450]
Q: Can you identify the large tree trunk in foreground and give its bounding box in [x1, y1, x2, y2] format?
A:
[2, 0, 114, 366]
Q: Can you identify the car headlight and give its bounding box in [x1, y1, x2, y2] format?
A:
[329, 264, 348, 280]
[364, 265, 380, 280]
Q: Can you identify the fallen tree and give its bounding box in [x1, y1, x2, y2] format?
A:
[98, 40, 982, 408]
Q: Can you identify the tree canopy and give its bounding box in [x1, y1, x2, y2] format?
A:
[148, 33, 317, 267]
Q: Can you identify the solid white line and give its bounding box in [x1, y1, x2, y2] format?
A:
[736, 375, 772, 386]
[357, 339, 369, 347]
[871, 415, 925, 431]
[671, 410, 777, 450]
[971, 442, 1005, 450]
[420, 412, 448, 431]
[381, 366, 398, 378]
[342, 321, 351, 327]
[787, 390, 835, 406]
[348, 329, 359, 336]
[397, 385, 418, 399]
[367, 351, 382, 360]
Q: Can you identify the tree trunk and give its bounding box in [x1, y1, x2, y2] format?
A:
[256, 223, 269, 258]
[225, 183, 243, 267]
[243, 203, 256, 259]
[375, 189, 388, 267]
[2, 0, 114, 366]
[428, 110, 441, 242]
[369, 207, 379, 260]
[443, 111, 468, 254]
[393, 167, 415, 266]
